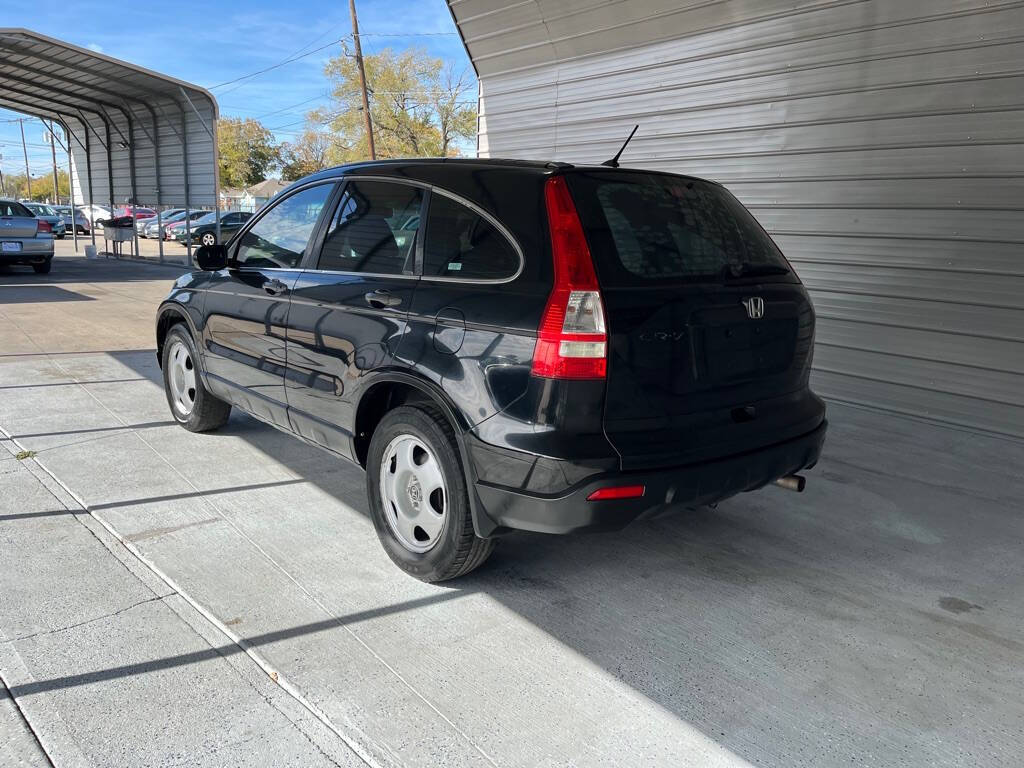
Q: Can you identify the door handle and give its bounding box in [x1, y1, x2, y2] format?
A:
[264, 279, 288, 296]
[364, 289, 402, 308]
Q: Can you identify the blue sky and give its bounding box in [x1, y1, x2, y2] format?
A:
[0, 0, 474, 182]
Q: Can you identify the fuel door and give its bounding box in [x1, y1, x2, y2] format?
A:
[433, 307, 465, 355]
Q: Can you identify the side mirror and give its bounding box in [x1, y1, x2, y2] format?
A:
[195, 243, 228, 271]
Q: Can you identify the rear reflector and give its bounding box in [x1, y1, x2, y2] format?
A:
[586, 485, 645, 501]
[533, 176, 607, 379]
[36, 219, 52, 234]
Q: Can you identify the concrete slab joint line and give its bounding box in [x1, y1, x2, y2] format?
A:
[0, 424, 383, 768]
[0, 346, 498, 768]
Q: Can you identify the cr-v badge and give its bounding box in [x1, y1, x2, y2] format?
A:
[742, 297, 765, 319]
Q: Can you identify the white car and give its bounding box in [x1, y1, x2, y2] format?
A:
[77, 204, 112, 225]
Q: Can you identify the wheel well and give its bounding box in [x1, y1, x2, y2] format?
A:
[156, 308, 189, 366]
[353, 382, 441, 467]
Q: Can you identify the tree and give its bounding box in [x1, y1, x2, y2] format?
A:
[3, 170, 70, 203]
[218, 117, 279, 187]
[315, 46, 476, 161]
[279, 126, 335, 181]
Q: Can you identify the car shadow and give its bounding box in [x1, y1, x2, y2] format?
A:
[0, 258, 188, 284]
[105, 347, 1024, 765]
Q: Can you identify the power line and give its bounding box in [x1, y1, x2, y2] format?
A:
[219, 92, 331, 120]
[207, 39, 341, 90]
[360, 31, 459, 36]
[206, 28, 464, 92]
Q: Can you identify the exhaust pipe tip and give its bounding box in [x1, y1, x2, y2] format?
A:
[774, 474, 806, 493]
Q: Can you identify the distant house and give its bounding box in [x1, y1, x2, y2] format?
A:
[219, 178, 289, 212]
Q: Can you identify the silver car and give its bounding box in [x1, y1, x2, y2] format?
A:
[138, 208, 185, 237]
[53, 205, 92, 235]
[1, 199, 55, 274]
[24, 203, 67, 239]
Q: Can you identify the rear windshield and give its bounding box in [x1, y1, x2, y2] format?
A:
[565, 171, 788, 285]
[0, 201, 33, 217]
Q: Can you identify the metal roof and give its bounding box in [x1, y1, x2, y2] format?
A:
[0, 28, 220, 260]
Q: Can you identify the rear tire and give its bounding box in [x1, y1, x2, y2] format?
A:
[161, 324, 231, 432]
[32, 259, 51, 274]
[367, 405, 494, 582]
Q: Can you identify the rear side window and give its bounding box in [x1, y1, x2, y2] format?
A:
[422, 193, 520, 281]
[318, 180, 422, 275]
[234, 183, 333, 268]
[566, 171, 788, 285]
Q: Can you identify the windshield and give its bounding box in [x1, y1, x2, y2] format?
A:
[27, 204, 56, 216]
[566, 170, 789, 286]
[194, 213, 217, 225]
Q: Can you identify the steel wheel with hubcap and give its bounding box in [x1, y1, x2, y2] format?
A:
[167, 339, 197, 417]
[161, 324, 231, 432]
[379, 434, 448, 553]
[367, 405, 494, 581]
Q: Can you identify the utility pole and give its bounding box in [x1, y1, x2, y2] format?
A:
[348, 0, 376, 159]
[46, 121, 60, 204]
[19, 119, 32, 199]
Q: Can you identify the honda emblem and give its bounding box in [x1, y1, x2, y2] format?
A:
[742, 297, 765, 319]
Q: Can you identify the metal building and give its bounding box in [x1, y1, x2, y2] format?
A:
[447, 1, 1024, 438]
[0, 28, 219, 261]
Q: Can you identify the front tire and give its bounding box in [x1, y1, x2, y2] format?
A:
[367, 405, 494, 582]
[161, 324, 231, 432]
[200, 232, 216, 247]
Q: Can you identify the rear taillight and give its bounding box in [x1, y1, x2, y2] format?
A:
[36, 219, 52, 234]
[532, 175, 607, 380]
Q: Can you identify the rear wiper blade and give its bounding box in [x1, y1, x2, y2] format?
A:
[722, 263, 790, 279]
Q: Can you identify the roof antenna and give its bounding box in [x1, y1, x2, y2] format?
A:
[601, 124, 639, 168]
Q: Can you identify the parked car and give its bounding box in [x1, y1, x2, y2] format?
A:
[155, 160, 827, 581]
[174, 210, 253, 247]
[78, 203, 112, 225]
[162, 210, 213, 240]
[115, 206, 156, 220]
[143, 210, 186, 238]
[137, 208, 185, 237]
[23, 203, 66, 239]
[1, 198, 55, 273]
[53, 205, 91, 235]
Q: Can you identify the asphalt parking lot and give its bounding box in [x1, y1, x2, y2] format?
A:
[2, 246, 1023, 767]
[62, 228, 196, 265]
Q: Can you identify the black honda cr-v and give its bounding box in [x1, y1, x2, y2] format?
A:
[156, 159, 826, 581]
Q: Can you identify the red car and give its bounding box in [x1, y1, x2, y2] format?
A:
[116, 206, 156, 219]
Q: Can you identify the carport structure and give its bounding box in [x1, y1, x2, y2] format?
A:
[0, 28, 219, 263]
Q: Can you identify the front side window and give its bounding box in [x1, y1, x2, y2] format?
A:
[422, 193, 520, 281]
[317, 180, 423, 275]
[234, 183, 333, 269]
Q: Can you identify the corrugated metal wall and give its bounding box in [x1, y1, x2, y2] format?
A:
[66, 98, 217, 210]
[449, 0, 1024, 438]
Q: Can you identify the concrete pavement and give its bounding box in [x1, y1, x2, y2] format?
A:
[1, 250, 1023, 767]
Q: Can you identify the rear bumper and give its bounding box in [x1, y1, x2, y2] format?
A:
[472, 419, 827, 535]
[0, 241, 53, 264]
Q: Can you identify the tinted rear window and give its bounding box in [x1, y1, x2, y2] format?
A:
[565, 171, 788, 285]
[1, 201, 33, 217]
